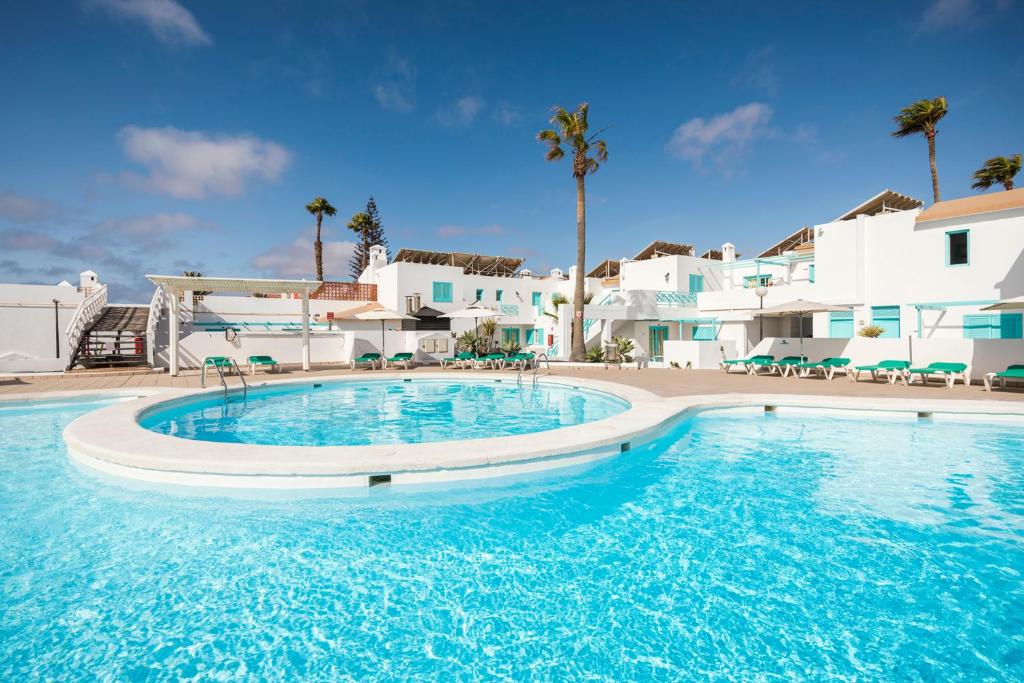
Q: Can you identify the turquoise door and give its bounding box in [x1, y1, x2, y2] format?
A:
[871, 306, 901, 338]
[829, 311, 853, 338]
[648, 325, 669, 360]
[501, 328, 520, 345]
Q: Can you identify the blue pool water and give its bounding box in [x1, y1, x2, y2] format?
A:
[140, 379, 629, 446]
[3, 399, 1024, 680]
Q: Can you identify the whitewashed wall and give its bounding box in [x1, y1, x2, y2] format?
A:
[0, 283, 84, 372]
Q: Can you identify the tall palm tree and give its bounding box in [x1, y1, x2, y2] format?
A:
[537, 103, 608, 361]
[891, 96, 948, 203]
[346, 211, 373, 279]
[305, 197, 336, 280]
[972, 154, 1022, 191]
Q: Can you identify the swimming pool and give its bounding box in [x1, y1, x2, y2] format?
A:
[3, 397, 1023, 679]
[139, 379, 630, 446]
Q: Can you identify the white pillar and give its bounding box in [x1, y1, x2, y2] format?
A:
[169, 292, 180, 376]
[301, 290, 310, 371]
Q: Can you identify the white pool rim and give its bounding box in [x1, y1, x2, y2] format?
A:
[53, 372, 1024, 490]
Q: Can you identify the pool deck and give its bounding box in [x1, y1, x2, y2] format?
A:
[2, 364, 1023, 401]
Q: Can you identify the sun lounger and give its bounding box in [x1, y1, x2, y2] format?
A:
[795, 357, 851, 380]
[247, 355, 279, 375]
[849, 359, 910, 384]
[441, 351, 475, 369]
[983, 364, 1024, 391]
[201, 356, 238, 387]
[384, 352, 414, 370]
[901, 362, 968, 389]
[769, 356, 808, 377]
[746, 356, 781, 375]
[720, 355, 773, 374]
[350, 352, 382, 370]
[471, 353, 505, 369]
[501, 352, 535, 370]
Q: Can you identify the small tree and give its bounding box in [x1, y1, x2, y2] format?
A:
[346, 211, 374, 280]
[349, 196, 390, 279]
[858, 325, 885, 338]
[480, 318, 497, 351]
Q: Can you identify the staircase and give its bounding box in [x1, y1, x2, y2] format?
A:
[69, 305, 151, 370]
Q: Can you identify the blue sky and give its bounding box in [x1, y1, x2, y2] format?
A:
[1, 0, 1022, 301]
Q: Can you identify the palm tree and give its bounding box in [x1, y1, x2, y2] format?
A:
[972, 154, 1022, 191]
[305, 197, 336, 280]
[537, 103, 608, 361]
[346, 211, 373, 279]
[891, 96, 948, 203]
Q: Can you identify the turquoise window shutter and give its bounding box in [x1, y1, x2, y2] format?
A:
[688, 274, 704, 293]
[433, 282, 453, 303]
[809, 264, 815, 283]
[531, 292, 541, 306]
[1002, 313, 1023, 339]
[475, 288, 483, 301]
[829, 311, 853, 338]
[871, 306, 900, 338]
[496, 290, 503, 302]
[965, 313, 1024, 339]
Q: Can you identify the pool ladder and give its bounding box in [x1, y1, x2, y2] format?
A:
[516, 353, 550, 388]
[205, 358, 248, 400]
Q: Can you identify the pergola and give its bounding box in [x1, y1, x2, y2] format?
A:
[146, 275, 322, 376]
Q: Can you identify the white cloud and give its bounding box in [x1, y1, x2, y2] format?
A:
[915, 0, 1009, 34]
[372, 54, 416, 112]
[436, 96, 484, 127]
[84, 0, 212, 46]
[731, 47, 779, 97]
[493, 101, 522, 126]
[118, 125, 292, 199]
[436, 223, 504, 238]
[251, 236, 357, 278]
[94, 212, 202, 238]
[0, 191, 63, 223]
[666, 103, 773, 171]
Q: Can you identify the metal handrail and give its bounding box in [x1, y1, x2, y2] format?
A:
[229, 358, 248, 399]
[65, 284, 108, 370]
[532, 353, 550, 387]
[201, 359, 247, 400]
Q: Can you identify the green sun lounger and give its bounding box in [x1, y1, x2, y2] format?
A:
[984, 364, 1024, 391]
[384, 352, 414, 370]
[720, 354, 773, 374]
[201, 356, 239, 388]
[746, 356, 783, 375]
[795, 357, 851, 380]
[441, 351, 475, 369]
[350, 352, 382, 370]
[247, 355, 279, 375]
[471, 353, 505, 369]
[902, 362, 968, 389]
[501, 352, 536, 370]
[769, 356, 808, 377]
[849, 359, 909, 384]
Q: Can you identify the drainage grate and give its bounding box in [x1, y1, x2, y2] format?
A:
[917, 411, 933, 420]
[369, 474, 392, 487]
[403, 378, 412, 383]
[764, 405, 777, 413]
[620, 442, 631, 453]
[313, 383, 322, 388]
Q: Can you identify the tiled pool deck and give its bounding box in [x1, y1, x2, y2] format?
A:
[3, 364, 1023, 401]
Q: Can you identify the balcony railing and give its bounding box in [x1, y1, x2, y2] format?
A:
[655, 291, 698, 307]
[500, 303, 519, 316]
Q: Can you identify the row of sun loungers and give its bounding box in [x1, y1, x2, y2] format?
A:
[719, 354, 990, 389]
[350, 351, 538, 371]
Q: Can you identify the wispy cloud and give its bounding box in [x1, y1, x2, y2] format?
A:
[251, 234, 357, 278]
[436, 224, 504, 238]
[493, 101, 522, 126]
[118, 125, 292, 199]
[915, 0, 1008, 34]
[0, 191, 63, 224]
[83, 0, 212, 46]
[666, 102, 773, 173]
[435, 96, 484, 127]
[372, 54, 416, 112]
[731, 46, 779, 97]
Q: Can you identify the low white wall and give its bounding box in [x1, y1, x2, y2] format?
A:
[746, 336, 1024, 381]
[0, 283, 84, 372]
[663, 340, 737, 369]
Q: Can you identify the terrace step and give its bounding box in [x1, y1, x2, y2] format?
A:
[69, 305, 151, 370]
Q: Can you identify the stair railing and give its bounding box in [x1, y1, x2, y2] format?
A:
[65, 284, 108, 370]
[145, 285, 168, 368]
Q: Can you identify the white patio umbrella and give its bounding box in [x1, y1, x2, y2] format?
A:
[355, 307, 416, 356]
[981, 296, 1024, 311]
[754, 299, 852, 356]
[440, 304, 504, 338]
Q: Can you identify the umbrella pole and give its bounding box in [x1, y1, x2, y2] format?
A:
[381, 320, 385, 357]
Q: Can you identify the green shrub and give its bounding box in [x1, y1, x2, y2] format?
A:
[857, 325, 885, 338]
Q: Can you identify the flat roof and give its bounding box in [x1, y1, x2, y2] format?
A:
[392, 248, 525, 276]
[146, 275, 321, 295]
[586, 258, 620, 279]
[916, 187, 1024, 223]
[834, 189, 923, 222]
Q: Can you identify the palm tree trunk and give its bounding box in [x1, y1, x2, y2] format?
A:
[927, 130, 940, 203]
[571, 174, 587, 362]
[1005, 180, 1015, 191]
[314, 212, 324, 280]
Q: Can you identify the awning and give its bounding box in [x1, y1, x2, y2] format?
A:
[146, 275, 320, 295]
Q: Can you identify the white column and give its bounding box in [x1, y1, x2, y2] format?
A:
[169, 292, 180, 376]
[301, 290, 310, 371]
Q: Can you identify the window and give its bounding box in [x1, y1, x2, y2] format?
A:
[432, 281, 453, 303]
[829, 310, 853, 338]
[743, 274, 772, 288]
[808, 264, 815, 283]
[692, 324, 715, 341]
[871, 305, 901, 338]
[963, 313, 1023, 339]
[502, 328, 520, 344]
[526, 327, 544, 345]
[688, 274, 704, 293]
[496, 289, 503, 302]
[946, 229, 969, 266]
[531, 292, 541, 306]
[475, 288, 484, 302]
